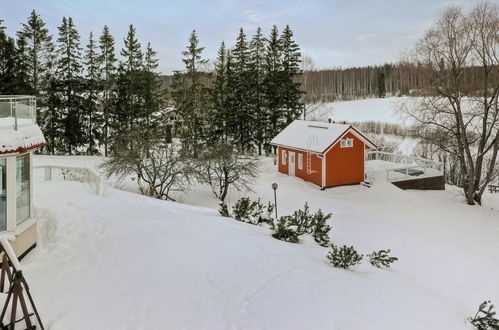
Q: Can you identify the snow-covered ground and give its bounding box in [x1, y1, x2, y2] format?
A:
[22, 155, 499, 330]
[319, 97, 409, 124]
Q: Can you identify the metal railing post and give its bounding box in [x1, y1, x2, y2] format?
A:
[13, 100, 18, 131]
[44, 167, 51, 181]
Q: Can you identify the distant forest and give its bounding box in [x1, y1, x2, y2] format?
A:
[299, 63, 493, 102]
[160, 62, 493, 104]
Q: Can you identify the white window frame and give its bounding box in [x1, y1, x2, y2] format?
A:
[298, 153, 303, 170]
[281, 149, 287, 165]
[340, 138, 354, 148]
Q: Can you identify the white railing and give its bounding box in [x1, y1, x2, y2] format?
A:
[385, 165, 443, 182]
[34, 165, 103, 195]
[0, 96, 37, 131]
[366, 151, 444, 183]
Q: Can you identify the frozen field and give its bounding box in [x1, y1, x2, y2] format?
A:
[317, 97, 410, 124]
[20, 155, 499, 330]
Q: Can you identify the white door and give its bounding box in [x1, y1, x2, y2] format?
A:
[288, 151, 296, 176]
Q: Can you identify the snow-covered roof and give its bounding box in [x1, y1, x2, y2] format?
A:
[270, 120, 376, 153]
[0, 124, 46, 154]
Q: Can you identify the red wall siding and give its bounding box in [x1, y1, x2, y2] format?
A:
[324, 132, 365, 186]
[277, 146, 322, 186]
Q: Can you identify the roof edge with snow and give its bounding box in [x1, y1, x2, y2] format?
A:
[0, 125, 47, 155]
[270, 120, 377, 153]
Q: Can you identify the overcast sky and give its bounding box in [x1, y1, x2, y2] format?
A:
[2, 0, 484, 74]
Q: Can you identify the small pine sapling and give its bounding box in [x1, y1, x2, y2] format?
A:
[367, 249, 398, 269]
[232, 197, 259, 224]
[286, 203, 313, 235]
[470, 301, 499, 330]
[272, 217, 300, 243]
[232, 197, 252, 222]
[311, 209, 332, 247]
[265, 202, 275, 222]
[219, 202, 230, 217]
[327, 244, 363, 270]
[259, 201, 275, 227]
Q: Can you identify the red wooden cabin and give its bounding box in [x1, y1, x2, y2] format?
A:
[270, 120, 377, 189]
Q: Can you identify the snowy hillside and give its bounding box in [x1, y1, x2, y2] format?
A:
[21, 156, 499, 330]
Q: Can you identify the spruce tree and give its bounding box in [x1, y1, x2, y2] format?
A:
[174, 30, 209, 157]
[142, 42, 163, 134]
[230, 28, 253, 152]
[97, 25, 117, 156]
[13, 36, 31, 95]
[42, 76, 63, 154]
[209, 41, 230, 144]
[248, 27, 267, 155]
[56, 17, 84, 154]
[263, 25, 284, 153]
[17, 10, 56, 133]
[0, 22, 19, 94]
[376, 71, 386, 98]
[83, 31, 101, 154]
[279, 25, 302, 125]
[17, 10, 54, 97]
[115, 24, 143, 136]
[121, 24, 142, 72]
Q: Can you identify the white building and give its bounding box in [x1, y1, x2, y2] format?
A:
[0, 95, 46, 258]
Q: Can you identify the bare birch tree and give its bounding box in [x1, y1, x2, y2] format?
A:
[101, 132, 190, 201]
[195, 144, 258, 202]
[402, 2, 499, 205]
[300, 54, 329, 120]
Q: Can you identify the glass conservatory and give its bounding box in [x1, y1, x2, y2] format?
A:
[0, 96, 46, 258]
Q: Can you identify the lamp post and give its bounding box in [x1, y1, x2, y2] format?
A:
[271, 183, 278, 220]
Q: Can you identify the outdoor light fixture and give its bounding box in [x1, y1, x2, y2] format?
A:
[271, 183, 278, 219]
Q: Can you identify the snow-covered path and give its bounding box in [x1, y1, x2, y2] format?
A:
[22, 156, 499, 329]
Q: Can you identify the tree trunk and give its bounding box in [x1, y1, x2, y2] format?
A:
[220, 169, 229, 202]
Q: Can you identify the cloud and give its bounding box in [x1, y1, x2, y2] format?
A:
[239, 1, 310, 28]
[357, 33, 378, 41]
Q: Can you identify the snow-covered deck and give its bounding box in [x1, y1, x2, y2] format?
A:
[0, 96, 45, 153]
[0, 96, 37, 131]
[365, 151, 444, 183]
[0, 117, 37, 130]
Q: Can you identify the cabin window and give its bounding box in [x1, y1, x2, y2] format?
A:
[0, 159, 5, 231]
[16, 154, 30, 225]
[298, 153, 303, 170]
[281, 149, 287, 165]
[340, 138, 354, 148]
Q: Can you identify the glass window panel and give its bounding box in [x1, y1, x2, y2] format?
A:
[16, 154, 30, 225]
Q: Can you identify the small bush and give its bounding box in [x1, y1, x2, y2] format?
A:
[327, 244, 363, 269]
[219, 202, 230, 217]
[367, 249, 398, 268]
[311, 209, 332, 247]
[272, 217, 300, 243]
[470, 301, 499, 330]
[269, 203, 332, 246]
[231, 197, 274, 225]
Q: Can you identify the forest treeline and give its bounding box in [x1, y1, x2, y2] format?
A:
[161, 61, 496, 104]
[0, 11, 302, 156]
[299, 63, 497, 102]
